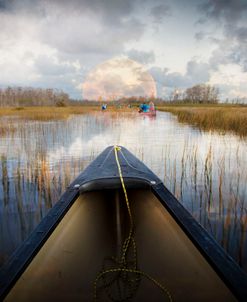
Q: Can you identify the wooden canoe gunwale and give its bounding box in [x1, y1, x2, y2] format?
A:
[0, 145, 247, 301]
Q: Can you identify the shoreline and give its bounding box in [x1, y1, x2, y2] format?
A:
[158, 105, 247, 137]
[0, 104, 246, 137]
[0, 106, 136, 120]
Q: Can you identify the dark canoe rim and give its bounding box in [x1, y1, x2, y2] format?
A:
[0, 146, 247, 301]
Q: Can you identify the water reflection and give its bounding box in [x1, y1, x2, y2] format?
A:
[0, 111, 246, 272]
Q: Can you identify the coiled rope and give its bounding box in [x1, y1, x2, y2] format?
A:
[93, 145, 173, 301]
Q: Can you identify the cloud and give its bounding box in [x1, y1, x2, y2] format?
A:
[43, 0, 135, 25]
[0, 0, 148, 98]
[194, 31, 207, 41]
[0, 0, 7, 10]
[150, 53, 247, 100]
[40, 15, 145, 57]
[0, 0, 135, 21]
[149, 59, 211, 97]
[198, 0, 247, 23]
[0, 0, 144, 58]
[186, 60, 210, 82]
[196, 0, 247, 73]
[208, 63, 247, 99]
[0, 0, 46, 16]
[34, 55, 77, 76]
[32, 55, 84, 98]
[150, 4, 171, 23]
[126, 49, 155, 64]
[1, 0, 247, 100]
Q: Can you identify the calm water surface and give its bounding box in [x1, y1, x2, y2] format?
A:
[0, 111, 247, 272]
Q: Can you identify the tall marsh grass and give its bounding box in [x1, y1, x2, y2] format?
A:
[161, 142, 247, 270]
[0, 106, 137, 135]
[158, 106, 247, 137]
[0, 106, 135, 121]
[0, 106, 100, 121]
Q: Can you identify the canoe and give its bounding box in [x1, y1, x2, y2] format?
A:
[139, 110, 156, 117]
[0, 146, 247, 301]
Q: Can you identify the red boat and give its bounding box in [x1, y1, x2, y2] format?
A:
[139, 101, 156, 117]
[139, 110, 156, 117]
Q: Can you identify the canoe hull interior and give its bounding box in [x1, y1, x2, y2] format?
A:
[5, 189, 236, 302]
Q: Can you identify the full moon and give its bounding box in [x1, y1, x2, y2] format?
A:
[82, 57, 157, 100]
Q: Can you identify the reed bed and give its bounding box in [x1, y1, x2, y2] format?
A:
[1, 106, 101, 120]
[0, 107, 137, 136]
[0, 106, 98, 136]
[158, 106, 247, 137]
[161, 142, 247, 271]
[0, 106, 136, 120]
[0, 124, 16, 136]
[0, 106, 93, 120]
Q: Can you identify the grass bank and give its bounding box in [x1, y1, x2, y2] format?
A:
[0, 106, 137, 136]
[158, 105, 247, 137]
[0, 105, 136, 121]
[0, 106, 100, 121]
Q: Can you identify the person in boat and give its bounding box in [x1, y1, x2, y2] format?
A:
[149, 101, 155, 112]
[101, 104, 107, 110]
[139, 103, 149, 113]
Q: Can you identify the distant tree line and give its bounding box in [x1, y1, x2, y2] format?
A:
[169, 84, 219, 104]
[0, 87, 69, 107]
[82, 84, 220, 105]
[0, 83, 228, 107]
[224, 97, 247, 105]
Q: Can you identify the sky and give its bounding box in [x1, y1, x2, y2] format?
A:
[0, 0, 247, 100]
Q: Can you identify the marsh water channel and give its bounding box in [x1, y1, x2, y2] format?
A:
[0, 111, 247, 273]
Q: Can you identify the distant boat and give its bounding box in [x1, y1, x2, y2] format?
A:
[139, 110, 156, 117]
[0, 146, 247, 301]
[139, 102, 156, 116]
[101, 104, 107, 110]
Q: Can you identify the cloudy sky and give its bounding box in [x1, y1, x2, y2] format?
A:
[0, 0, 247, 100]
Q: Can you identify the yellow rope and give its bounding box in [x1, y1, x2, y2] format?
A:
[93, 145, 173, 302]
[114, 145, 134, 264]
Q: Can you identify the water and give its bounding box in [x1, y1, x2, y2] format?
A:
[0, 111, 247, 272]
